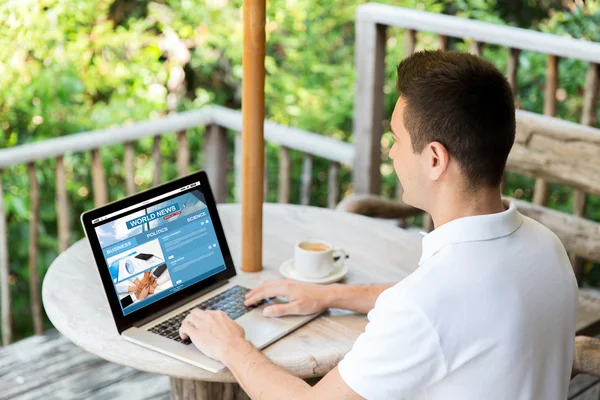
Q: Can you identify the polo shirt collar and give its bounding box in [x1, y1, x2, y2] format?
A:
[419, 199, 523, 265]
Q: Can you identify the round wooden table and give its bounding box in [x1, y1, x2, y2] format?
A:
[42, 203, 422, 399]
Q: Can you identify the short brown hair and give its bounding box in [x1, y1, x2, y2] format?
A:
[396, 50, 515, 189]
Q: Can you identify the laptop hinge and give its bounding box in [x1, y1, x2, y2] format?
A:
[133, 279, 229, 328]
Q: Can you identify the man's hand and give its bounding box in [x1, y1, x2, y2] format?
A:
[244, 279, 328, 317]
[179, 309, 246, 361]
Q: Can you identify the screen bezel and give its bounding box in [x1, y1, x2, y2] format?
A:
[80, 170, 236, 334]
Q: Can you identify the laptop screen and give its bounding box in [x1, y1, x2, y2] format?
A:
[91, 181, 227, 316]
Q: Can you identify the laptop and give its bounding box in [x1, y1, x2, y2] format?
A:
[81, 170, 321, 372]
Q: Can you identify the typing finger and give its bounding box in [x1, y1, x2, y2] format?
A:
[244, 281, 290, 305]
[179, 321, 193, 340]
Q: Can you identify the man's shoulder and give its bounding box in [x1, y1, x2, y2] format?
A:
[519, 214, 564, 246]
[513, 214, 571, 266]
[396, 214, 572, 311]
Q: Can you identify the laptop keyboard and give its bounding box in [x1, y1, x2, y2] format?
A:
[148, 285, 265, 345]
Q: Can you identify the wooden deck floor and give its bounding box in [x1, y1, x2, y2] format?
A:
[0, 330, 170, 400]
[1, 329, 599, 399]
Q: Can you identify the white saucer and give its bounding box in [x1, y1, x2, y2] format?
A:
[279, 259, 348, 284]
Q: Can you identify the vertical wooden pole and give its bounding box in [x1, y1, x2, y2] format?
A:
[91, 149, 108, 207]
[0, 171, 12, 345]
[263, 151, 269, 202]
[571, 63, 599, 284]
[278, 146, 290, 204]
[533, 54, 559, 206]
[328, 162, 340, 209]
[469, 40, 483, 56]
[234, 133, 242, 204]
[152, 136, 161, 186]
[353, 21, 387, 195]
[300, 155, 313, 206]
[177, 131, 190, 177]
[55, 156, 71, 252]
[575, 63, 599, 218]
[27, 163, 43, 335]
[124, 142, 135, 196]
[241, 0, 266, 272]
[507, 48, 520, 96]
[205, 125, 229, 204]
[438, 35, 449, 51]
[403, 29, 416, 56]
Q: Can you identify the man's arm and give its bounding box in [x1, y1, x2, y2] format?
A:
[179, 310, 364, 400]
[244, 279, 394, 316]
[177, 280, 394, 399]
[224, 338, 362, 400]
[325, 283, 393, 314]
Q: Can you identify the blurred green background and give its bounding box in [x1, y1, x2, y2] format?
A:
[1, 0, 600, 341]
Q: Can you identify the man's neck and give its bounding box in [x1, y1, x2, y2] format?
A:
[429, 186, 505, 230]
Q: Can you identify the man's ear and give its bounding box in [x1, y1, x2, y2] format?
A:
[426, 141, 450, 181]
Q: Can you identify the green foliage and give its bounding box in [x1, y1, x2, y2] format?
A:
[1, 0, 600, 341]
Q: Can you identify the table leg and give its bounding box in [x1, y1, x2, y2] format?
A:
[170, 377, 250, 400]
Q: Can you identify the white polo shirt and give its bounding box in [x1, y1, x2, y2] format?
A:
[338, 200, 578, 399]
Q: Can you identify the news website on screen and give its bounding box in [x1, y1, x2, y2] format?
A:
[92, 182, 226, 315]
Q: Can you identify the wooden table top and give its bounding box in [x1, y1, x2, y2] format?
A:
[42, 203, 423, 382]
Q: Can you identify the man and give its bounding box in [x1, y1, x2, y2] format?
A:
[179, 50, 578, 399]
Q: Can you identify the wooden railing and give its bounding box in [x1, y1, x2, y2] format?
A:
[352, 3, 600, 265]
[354, 3, 600, 196]
[0, 105, 354, 346]
[3, 3, 600, 347]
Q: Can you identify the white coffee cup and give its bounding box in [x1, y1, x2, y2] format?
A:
[293, 240, 346, 279]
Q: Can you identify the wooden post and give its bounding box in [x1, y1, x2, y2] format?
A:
[177, 131, 190, 177]
[328, 162, 340, 209]
[241, 0, 266, 272]
[581, 63, 600, 128]
[507, 48, 520, 97]
[278, 146, 290, 204]
[27, 163, 43, 335]
[543, 55, 560, 117]
[438, 34, 449, 51]
[91, 148, 108, 207]
[301, 155, 313, 206]
[234, 133, 242, 204]
[55, 156, 71, 252]
[533, 54, 559, 206]
[152, 136, 161, 186]
[205, 124, 229, 204]
[124, 142, 135, 196]
[576, 63, 599, 218]
[353, 21, 387, 195]
[404, 29, 416, 56]
[0, 171, 11, 345]
[572, 62, 600, 284]
[264, 151, 269, 202]
[469, 40, 483, 56]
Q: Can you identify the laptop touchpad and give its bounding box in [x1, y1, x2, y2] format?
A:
[236, 310, 289, 347]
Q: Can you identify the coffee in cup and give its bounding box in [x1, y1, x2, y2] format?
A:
[294, 240, 346, 279]
[298, 242, 330, 252]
